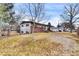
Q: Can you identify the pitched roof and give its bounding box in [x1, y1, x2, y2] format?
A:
[20, 21, 54, 27]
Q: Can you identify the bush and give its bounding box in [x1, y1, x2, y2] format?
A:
[77, 27, 79, 36]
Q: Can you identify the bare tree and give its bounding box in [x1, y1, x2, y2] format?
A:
[24, 3, 45, 33]
[61, 22, 75, 32]
[61, 4, 79, 33]
[14, 4, 27, 21]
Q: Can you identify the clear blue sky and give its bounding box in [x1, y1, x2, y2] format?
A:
[45, 3, 66, 17]
[14, 3, 67, 27]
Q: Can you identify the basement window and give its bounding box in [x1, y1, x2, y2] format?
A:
[21, 25, 24, 27]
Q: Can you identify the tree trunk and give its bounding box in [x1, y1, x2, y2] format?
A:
[70, 17, 73, 33]
[7, 28, 10, 36]
[31, 22, 36, 40]
[70, 23, 73, 33]
[31, 22, 35, 33]
[70, 28, 73, 33]
[0, 29, 1, 37]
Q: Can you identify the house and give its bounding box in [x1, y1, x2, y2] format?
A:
[19, 21, 53, 34]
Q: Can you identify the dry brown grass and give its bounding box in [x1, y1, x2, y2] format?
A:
[0, 33, 65, 56]
[0, 32, 79, 56]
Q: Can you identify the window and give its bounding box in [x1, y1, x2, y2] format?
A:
[21, 25, 23, 27]
[26, 24, 29, 26]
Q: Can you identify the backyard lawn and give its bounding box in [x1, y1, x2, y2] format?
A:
[0, 32, 79, 56]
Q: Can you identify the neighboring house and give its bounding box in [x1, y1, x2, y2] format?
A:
[58, 25, 72, 32]
[75, 24, 79, 30]
[52, 26, 64, 32]
[52, 27, 59, 32]
[19, 21, 54, 34]
[57, 23, 71, 32]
